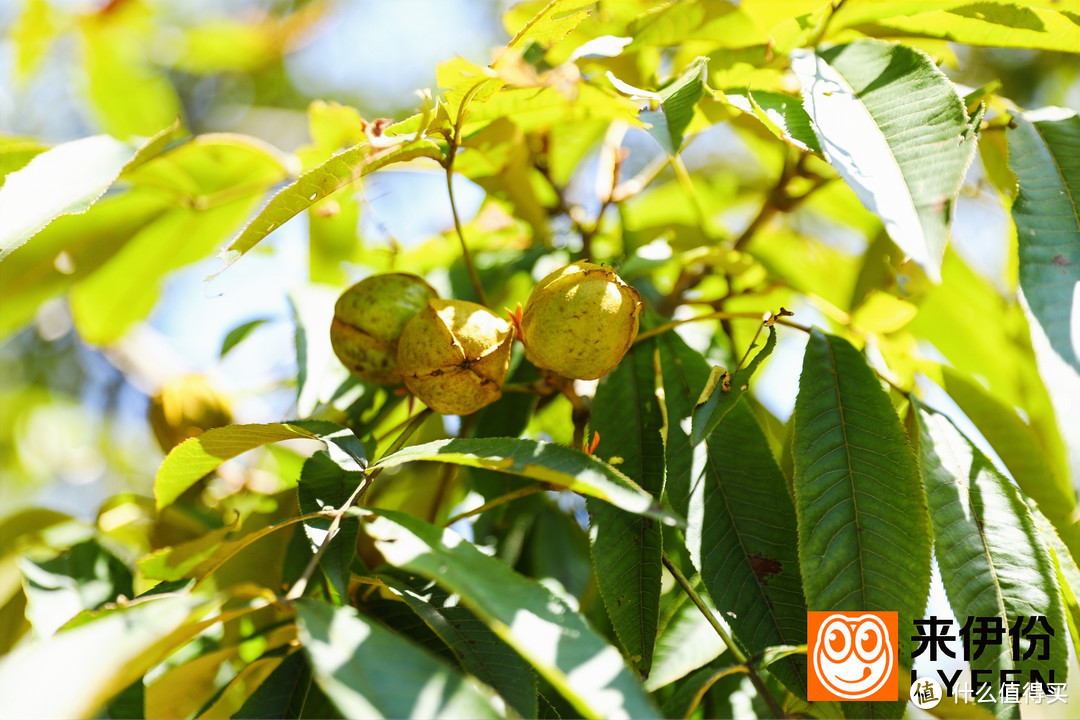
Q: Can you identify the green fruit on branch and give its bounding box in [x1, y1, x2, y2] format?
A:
[396, 299, 514, 415]
[520, 262, 642, 380]
[149, 374, 233, 452]
[330, 273, 439, 384]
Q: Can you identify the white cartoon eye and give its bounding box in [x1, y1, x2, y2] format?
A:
[822, 618, 852, 662]
[854, 617, 887, 663]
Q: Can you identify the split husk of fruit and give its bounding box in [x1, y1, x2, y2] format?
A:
[330, 273, 438, 384]
[396, 299, 514, 415]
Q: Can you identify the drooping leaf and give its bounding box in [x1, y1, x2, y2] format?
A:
[146, 644, 241, 719]
[915, 405, 1068, 719]
[643, 56, 709, 154]
[656, 329, 713, 520]
[233, 650, 340, 720]
[1008, 108, 1080, 374]
[0, 122, 179, 260]
[0, 593, 217, 719]
[689, 399, 808, 697]
[362, 509, 659, 719]
[792, 329, 931, 718]
[380, 575, 538, 719]
[297, 451, 363, 602]
[372, 436, 678, 523]
[940, 367, 1080, 561]
[791, 40, 977, 282]
[295, 598, 501, 719]
[691, 325, 776, 444]
[587, 338, 665, 675]
[154, 420, 366, 512]
[155, 423, 319, 510]
[220, 139, 444, 270]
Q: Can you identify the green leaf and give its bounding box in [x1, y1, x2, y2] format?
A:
[297, 451, 363, 602]
[371, 437, 678, 523]
[0, 122, 179, 261]
[155, 423, 318, 510]
[643, 56, 708, 154]
[80, 6, 183, 140]
[836, 2, 1080, 53]
[0, 593, 216, 719]
[656, 329, 713, 520]
[1008, 108, 1080, 374]
[728, 90, 822, 154]
[295, 598, 501, 719]
[19, 540, 133, 638]
[220, 139, 444, 270]
[691, 325, 776, 444]
[0, 189, 171, 339]
[915, 405, 1068, 719]
[660, 663, 745, 720]
[690, 400, 808, 697]
[380, 575, 538, 719]
[0, 136, 48, 183]
[791, 40, 977, 282]
[587, 338, 665, 675]
[644, 593, 727, 692]
[940, 367, 1080, 562]
[504, 0, 594, 51]
[362, 509, 660, 719]
[220, 318, 271, 359]
[137, 525, 236, 582]
[792, 329, 931, 717]
[233, 650, 339, 719]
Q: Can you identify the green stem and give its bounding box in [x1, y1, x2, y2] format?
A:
[443, 483, 545, 526]
[662, 552, 786, 719]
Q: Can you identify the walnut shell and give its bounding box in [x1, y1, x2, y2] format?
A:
[330, 273, 438, 384]
[520, 262, 641, 380]
[396, 299, 514, 415]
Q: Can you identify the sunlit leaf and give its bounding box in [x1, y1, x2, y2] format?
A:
[504, 0, 594, 52]
[644, 592, 727, 692]
[728, 90, 822, 154]
[836, 2, 1080, 53]
[1008, 108, 1080, 374]
[0, 122, 179, 261]
[371, 437, 678, 523]
[79, 4, 183, 140]
[915, 405, 1068, 719]
[643, 56, 709, 154]
[940, 367, 1079, 562]
[793, 329, 931, 718]
[792, 40, 977, 282]
[295, 598, 501, 719]
[689, 400, 808, 697]
[155, 423, 319, 510]
[588, 338, 665, 675]
[362, 509, 660, 719]
[691, 325, 775, 444]
[381, 575, 539, 718]
[220, 139, 444, 270]
[12, 0, 56, 81]
[0, 593, 217, 719]
[19, 540, 133, 638]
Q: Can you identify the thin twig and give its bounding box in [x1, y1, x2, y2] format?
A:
[445, 83, 490, 306]
[443, 483, 545, 527]
[662, 553, 786, 719]
[283, 409, 433, 601]
[634, 311, 773, 344]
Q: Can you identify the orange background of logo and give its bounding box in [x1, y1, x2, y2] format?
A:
[807, 611, 898, 702]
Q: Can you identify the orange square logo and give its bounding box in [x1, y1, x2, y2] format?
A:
[808, 611, 898, 701]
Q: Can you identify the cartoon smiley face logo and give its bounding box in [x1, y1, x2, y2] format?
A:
[808, 611, 898, 701]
